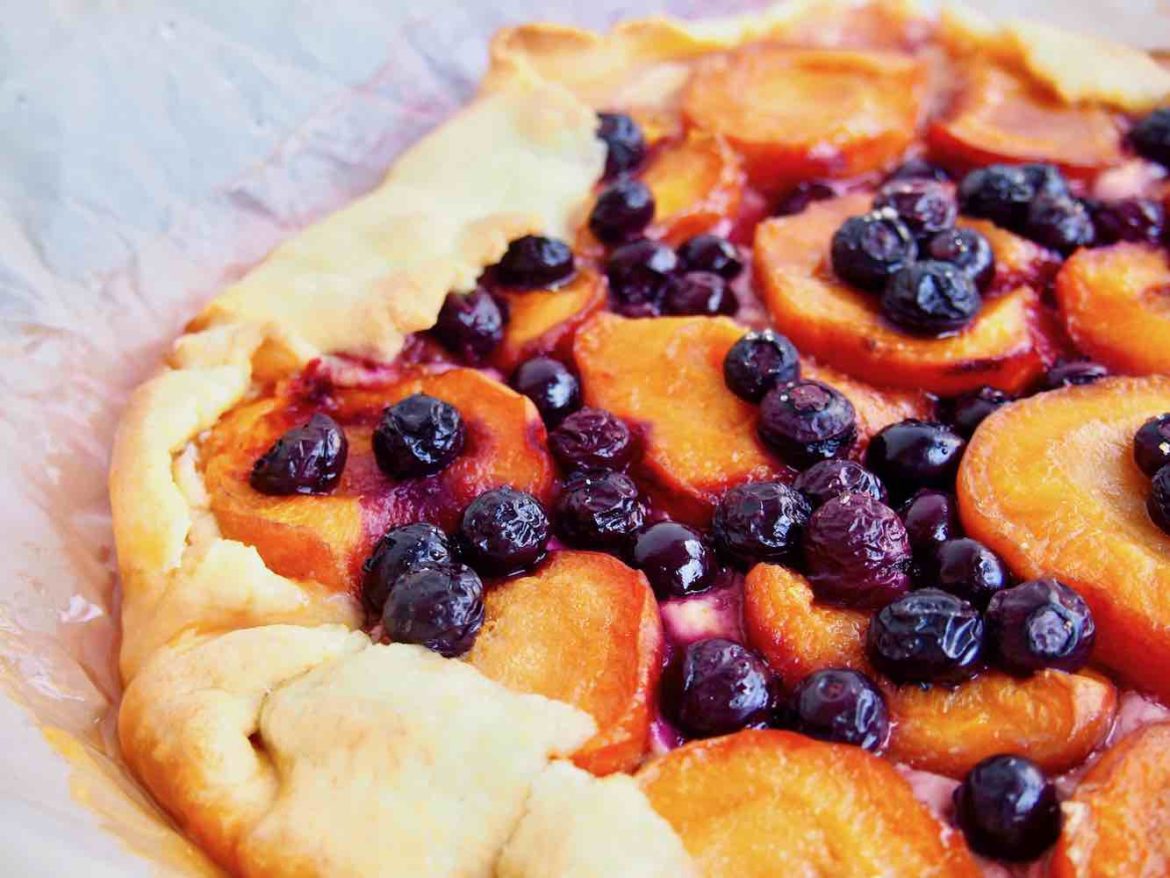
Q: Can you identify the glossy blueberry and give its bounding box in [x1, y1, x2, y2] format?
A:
[900, 489, 961, 556]
[1131, 107, 1170, 168]
[954, 755, 1062, 862]
[941, 386, 1012, 438]
[930, 538, 1009, 608]
[887, 157, 951, 184]
[596, 111, 647, 180]
[773, 180, 836, 216]
[925, 227, 996, 292]
[548, 407, 634, 471]
[873, 179, 958, 241]
[1020, 163, 1070, 199]
[1090, 198, 1165, 245]
[372, 394, 464, 479]
[803, 492, 912, 609]
[985, 579, 1095, 675]
[1134, 413, 1170, 477]
[606, 239, 680, 317]
[459, 487, 550, 576]
[958, 163, 1065, 230]
[793, 459, 887, 508]
[790, 668, 890, 752]
[494, 234, 576, 289]
[865, 420, 966, 498]
[432, 287, 506, 364]
[589, 178, 655, 245]
[663, 638, 772, 738]
[712, 481, 811, 567]
[1024, 194, 1095, 255]
[881, 261, 982, 337]
[758, 379, 857, 467]
[1038, 359, 1110, 391]
[382, 563, 485, 657]
[250, 413, 348, 496]
[1151, 466, 1170, 535]
[722, 329, 801, 403]
[664, 271, 739, 316]
[554, 468, 645, 550]
[629, 521, 716, 599]
[362, 522, 457, 617]
[677, 233, 743, 279]
[830, 210, 917, 292]
[867, 588, 984, 685]
[511, 356, 581, 425]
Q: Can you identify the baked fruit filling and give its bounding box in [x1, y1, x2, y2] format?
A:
[186, 9, 1170, 875]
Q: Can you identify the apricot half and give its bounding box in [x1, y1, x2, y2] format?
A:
[638, 729, 979, 877]
[201, 367, 554, 592]
[492, 269, 606, 373]
[958, 376, 1170, 702]
[743, 564, 1117, 777]
[1055, 243, 1170, 375]
[682, 46, 926, 191]
[465, 550, 662, 775]
[754, 193, 1046, 394]
[640, 131, 745, 245]
[1051, 723, 1170, 878]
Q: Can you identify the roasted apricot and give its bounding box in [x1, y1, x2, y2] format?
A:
[1055, 243, 1170, 375]
[201, 368, 554, 592]
[743, 564, 1117, 776]
[464, 550, 661, 775]
[638, 729, 979, 877]
[754, 194, 1046, 394]
[492, 269, 606, 373]
[959, 376, 1170, 703]
[929, 63, 1123, 178]
[1051, 723, 1170, 878]
[640, 131, 746, 245]
[682, 46, 926, 191]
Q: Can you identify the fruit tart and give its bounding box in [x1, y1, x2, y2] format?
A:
[109, 1, 1170, 875]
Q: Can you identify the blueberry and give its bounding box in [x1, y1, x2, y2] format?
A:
[460, 487, 550, 576]
[1038, 359, 1110, 391]
[830, 210, 917, 292]
[925, 227, 996, 292]
[900, 489, 961, 556]
[663, 638, 772, 738]
[664, 271, 739, 316]
[867, 588, 984, 685]
[250, 413, 348, 496]
[773, 180, 836, 216]
[887, 158, 951, 184]
[790, 668, 890, 752]
[494, 235, 576, 289]
[511, 356, 581, 425]
[629, 521, 716, 599]
[930, 538, 1009, 608]
[432, 287, 506, 364]
[372, 394, 464, 479]
[361, 522, 457, 617]
[793, 459, 887, 508]
[606, 239, 679, 317]
[554, 468, 645, 550]
[382, 563, 485, 657]
[881, 261, 982, 337]
[804, 493, 912, 609]
[712, 481, 811, 567]
[941, 386, 1012, 438]
[548, 407, 634, 471]
[865, 420, 966, 498]
[985, 579, 1095, 675]
[953, 755, 1061, 862]
[758, 379, 857, 467]
[1020, 163, 1070, 199]
[873, 179, 958, 241]
[589, 179, 655, 245]
[1131, 107, 1170, 168]
[1024, 194, 1095, 255]
[722, 329, 801, 403]
[677, 234, 743, 279]
[1090, 198, 1164, 245]
[1151, 466, 1170, 534]
[1134, 413, 1170, 477]
[957, 163, 1068, 230]
[596, 112, 647, 180]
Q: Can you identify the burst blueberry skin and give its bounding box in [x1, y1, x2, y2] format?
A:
[606, 239, 680, 317]
[867, 588, 984, 686]
[589, 178, 656, 245]
[758, 379, 857, 467]
[548, 407, 635, 472]
[511, 356, 581, 426]
[881, 261, 982, 338]
[1151, 466, 1170, 535]
[712, 481, 811, 568]
[953, 755, 1062, 862]
[1133, 413, 1170, 477]
[432, 287, 506, 365]
[494, 234, 576, 289]
[250, 413, 348, 496]
[793, 459, 887, 508]
[1090, 198, 1165, 245]
[873, 179, 958, 242]
[930, 538, 1009, 608]
[554, 468, 645, 550]
[677, 234, 743, 279]
[372, 394, 465, 480]
[985, 578, 1096, 675]
[900, 489, 962, 556]
[596, 111, 647, 180]
[460, 487, 550, 576]
[865, 419, 966, 499]
[664, 271, 739, 317]
[789, 668, 890, 752]
[924, 227, 996, 293]
[663, 638, 772, 738]
[830, 210, 918, 292]
[361, 522, 457, 617]
[1024, 194, 1095, 255]
[773, 180, 836, 216]
[941, 386, 1012, 438]
[1038, 359, 1110, 391]
[629, 521, 717, 599]
[887, 157, 951, 184]
[723, 329, 801, 403]
[1131, 107, 1170, 168]
[382, 563, 485, 658]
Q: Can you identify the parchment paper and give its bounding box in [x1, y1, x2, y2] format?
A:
[1, 1, 1168, 874]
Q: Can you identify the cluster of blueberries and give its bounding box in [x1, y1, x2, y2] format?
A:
[1135, 413, 1170, 536]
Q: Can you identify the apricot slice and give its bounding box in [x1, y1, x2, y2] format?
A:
[638, 729, 979, 877]
[682, 46, 926, 191]
[465, 551, 662, 775]
[928, 63, 1123, 177]
[201, 367, 554, 592]
[754, 194, 1046, 394]
[1051, 723, 1170, 878]
[958, 376, 1170, 702]
[492, 269, 606, 373]
[640, 131, 746, 245]
[743, 564, 1117, 777]
[1055, 243, 1170, 375]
